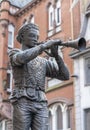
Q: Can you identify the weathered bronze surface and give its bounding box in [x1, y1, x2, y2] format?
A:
[9, 23, 69, 130]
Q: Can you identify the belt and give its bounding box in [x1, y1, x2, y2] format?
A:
[15, 86, 44, 92]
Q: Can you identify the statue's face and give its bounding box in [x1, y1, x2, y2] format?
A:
[22, 30, 39, 47]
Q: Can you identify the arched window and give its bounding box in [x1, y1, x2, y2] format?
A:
[8, 24, 14, 48]
[56, 105, 63, 130]
[48, 3, 54, 30]
[47, 1, 61, 36]
[66, 108, 71, 128]
[55, 0, 61, 26]
[49, 103, 72, 130]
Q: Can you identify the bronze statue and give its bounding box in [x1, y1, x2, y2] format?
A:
[9, 23, 69, 130]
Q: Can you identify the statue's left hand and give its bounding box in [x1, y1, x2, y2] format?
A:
[50, 45, 58, 57]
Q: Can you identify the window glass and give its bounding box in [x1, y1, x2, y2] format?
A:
[84, 109, 90, 130]
[67, 108, 71, 128]
[8, 31, 13, 47]
[47, 0, 61, 36]
[7, 73, 10, 88]
[84, 56, 90, 85]
[49, 111, 52, 130]
[56, 106, 63, 130]
[49, 103, 72, 130]
[55, 0, 61, 25]
[8, 24, 14, 48]
[6, 70, 13, 92]
[85, 17, 90, 41]
[48, 4, 54, 30]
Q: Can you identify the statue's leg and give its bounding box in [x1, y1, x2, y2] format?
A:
[31, 102, 49, 130]
[12, 98, 32, 130]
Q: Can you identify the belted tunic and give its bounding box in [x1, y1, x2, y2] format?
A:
[9, 46, 69, 102]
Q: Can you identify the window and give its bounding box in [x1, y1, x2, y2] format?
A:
[48, 4, 54, 30]
[84, 109, 90, 130]
[8, 31, 13, 46]
[6, 70, 13, 92]
[55, 0, 61, 26]
[10, 6, 19, 14]
[49, 103, 71, 130]
[85, 17, 90, 41]
[57, 8, 60, 23]
[84, 55, 90, 86]
[50, 12, 53, 27]
[49, 111, 52, 130]
[67, 108, 71, 129]
[8, 24, 14, 48]
[47, 0, 61, 37]
[56, 106, 63, 130]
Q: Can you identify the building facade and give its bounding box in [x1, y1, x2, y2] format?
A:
[70, 1, 90, 130]
[0, 0, 83, 130]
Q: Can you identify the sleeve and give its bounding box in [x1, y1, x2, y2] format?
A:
[8, 49, 23, 66]
[46, 58, 69, 80]
[9, 45, 44, 66]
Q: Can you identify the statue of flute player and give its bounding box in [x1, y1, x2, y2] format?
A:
[9, 23, 69, 130]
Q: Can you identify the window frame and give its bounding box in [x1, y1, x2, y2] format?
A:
[84, 53, 90, 86]
[55, 0, 61, 26]
[48, 103, 72, 130]
[8, 24, 14, 48]
[48, 4, 54, 30]
[84, 108, 90, 130]
[7, 69, 13, 92]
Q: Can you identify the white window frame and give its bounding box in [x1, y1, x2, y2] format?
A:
[8, 24, 14, 48]
[48, 4, 54, 30]
[7, 69, 13, 92]
[55, 0, 61, 26]
[49, 103, 71, 130]
[84, 53, 90, 86]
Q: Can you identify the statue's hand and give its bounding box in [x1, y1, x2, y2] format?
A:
[50, 45, 58, 57]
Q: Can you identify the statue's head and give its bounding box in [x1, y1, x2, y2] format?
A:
[16, 23, 39, 47]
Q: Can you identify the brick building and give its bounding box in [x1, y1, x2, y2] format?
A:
[0, 0, 81, 130]
[70, 1, 90, 130]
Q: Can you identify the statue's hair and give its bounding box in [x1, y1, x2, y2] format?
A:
[16, 23, 39, 44]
